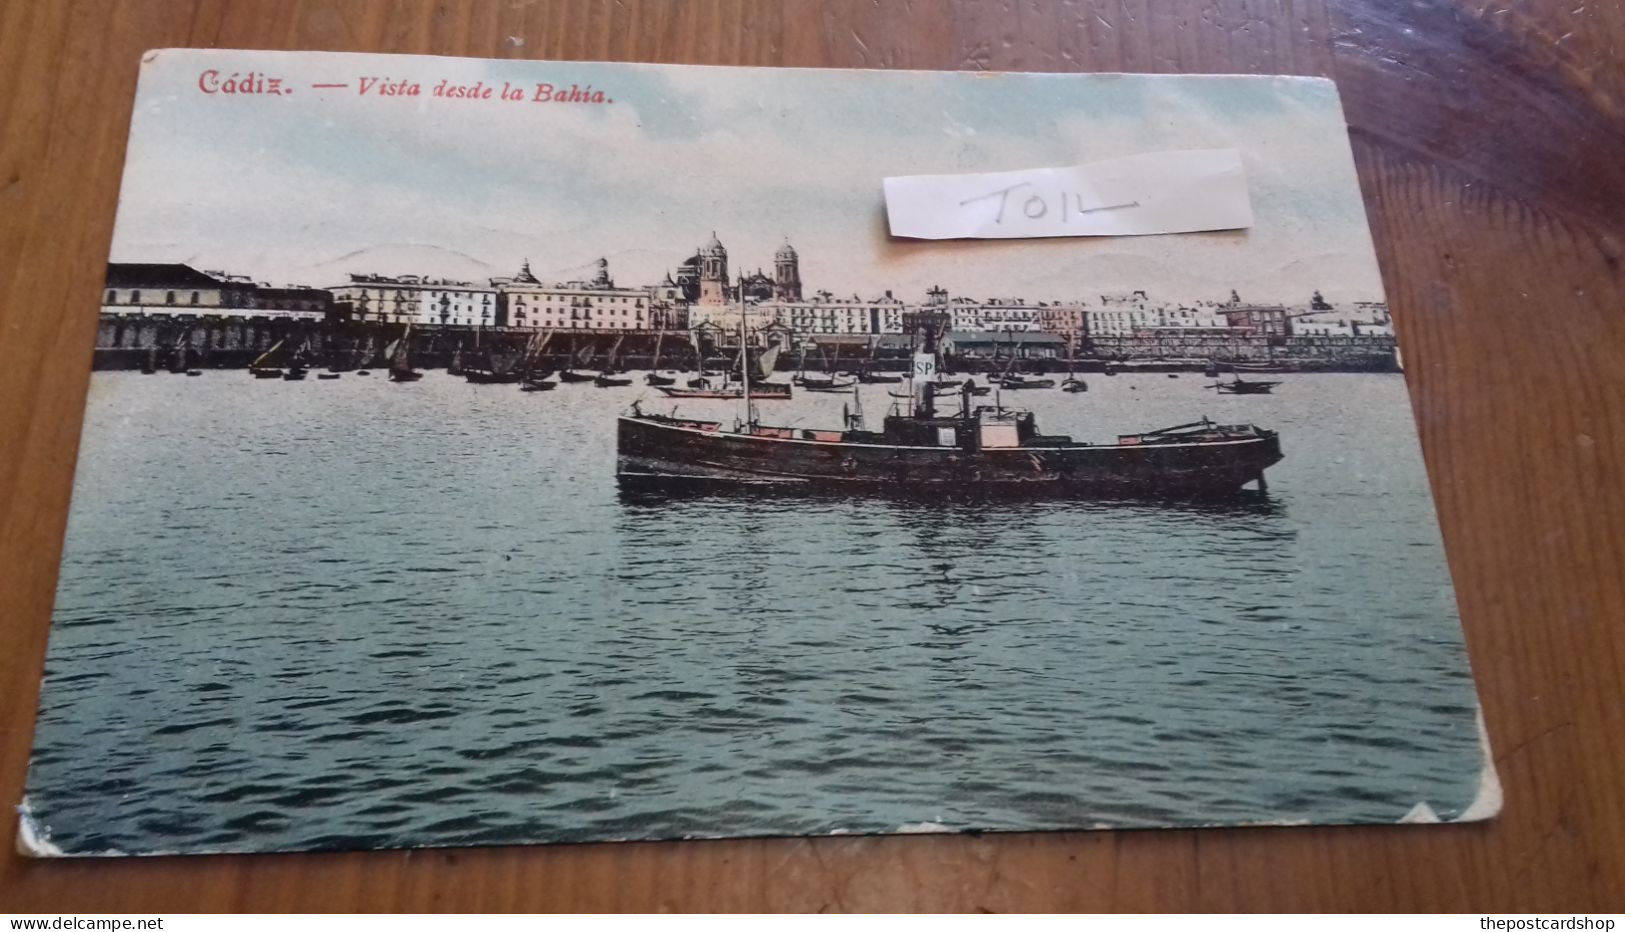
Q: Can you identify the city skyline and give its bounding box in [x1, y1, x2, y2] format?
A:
[111, 51, 1387, 306]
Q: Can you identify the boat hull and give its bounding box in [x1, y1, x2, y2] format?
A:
[657, 385, 792, 400]
[617, 416, 1281, 496]
[464, 370, 522, 384]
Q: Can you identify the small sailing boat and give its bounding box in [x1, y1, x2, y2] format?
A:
[595, 334, 634, 385]
[465, 337, 525, 383]
[282, 338, 311, 381]
[857, 370, 903, 384]
[355, 336, 377, 375]
[644, 331, 677, 385]
[854, 337, 902, 383]
[388, 323, 422, 382]
[515, 331, 556, 392]
[1060, 336, 1086, 393]
[1211, 375, 1280, 395]
[249, 339, 285, 379]
[995, 374, 1056, 390]
[799, 374, 857, 392]
[168, 340, 192, 375]
[324, 341, 350, 375]
[558, 339, 597, 382]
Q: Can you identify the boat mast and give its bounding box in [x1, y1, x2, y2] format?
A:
[738, 274, 755, 428]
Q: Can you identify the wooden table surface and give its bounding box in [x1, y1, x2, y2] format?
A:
[2, 0, 1622, 913]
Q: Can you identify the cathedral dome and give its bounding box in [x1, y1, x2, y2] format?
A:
[775, 238, 798, 260]
[701, 231, 725, 256]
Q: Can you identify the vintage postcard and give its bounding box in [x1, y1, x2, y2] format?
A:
[20, 50, 1496, 856]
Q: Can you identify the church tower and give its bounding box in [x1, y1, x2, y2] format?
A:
[699, 231, 728, 306]
[773, 238, 802, 302]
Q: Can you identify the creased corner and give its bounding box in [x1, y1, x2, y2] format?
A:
[1454, 706, 1504, 822]
[1398, 801, 1440, 824]
[1397, 707, 1504, 825]
[16, 798, 64, 858]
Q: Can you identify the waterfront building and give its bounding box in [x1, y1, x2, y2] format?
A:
[1290, 314, 1396, 337]
[942, 330, 1068, 360]
[1071, 290, 1229, 338]
[1038, 304, 1089, 340]
[1217, 302, 1291, 336]
[1354, 300, 1391, 323]
[102, 263, 330, 320]
[740, 290, 908, 336]
[1082, 305, 1229, 337]
[331, 273, 495, 327]
[495, 258, 686, 331]
[938, 296, 1043, 332]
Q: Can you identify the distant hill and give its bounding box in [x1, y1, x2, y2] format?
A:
[290, 243, 501, 286]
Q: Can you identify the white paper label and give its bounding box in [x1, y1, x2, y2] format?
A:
[911, 354, 937, 380]
[883, 149, 1252, 240]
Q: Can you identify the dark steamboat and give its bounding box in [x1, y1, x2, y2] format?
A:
[617, 401, 1280, 495]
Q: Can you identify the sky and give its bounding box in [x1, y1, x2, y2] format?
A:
[110, 50, 1388, 306]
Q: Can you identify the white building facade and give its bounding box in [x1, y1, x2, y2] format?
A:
[332, 274, 495, 327]
[497, 259, 687, 331]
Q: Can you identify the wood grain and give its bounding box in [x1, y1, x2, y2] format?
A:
[2, 0, 1622, 912]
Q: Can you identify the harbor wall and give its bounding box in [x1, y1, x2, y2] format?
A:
[1082, 333, 1399, 371]
[91, 314, 1399, 373]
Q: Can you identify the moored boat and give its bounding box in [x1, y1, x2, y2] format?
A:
[1212, 376, 1280, 395]
[464, 368, 523, 384]
[857, 372, 903, 384]
[798, 376, 856, 392]
[618, 399, 1281, 496]
[388, 323, 422, 382]
[995, 375, 1056, 390]
[658, 380, 792, 400]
